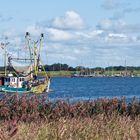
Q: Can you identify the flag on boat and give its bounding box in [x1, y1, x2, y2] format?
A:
[0, 42, 5, 49]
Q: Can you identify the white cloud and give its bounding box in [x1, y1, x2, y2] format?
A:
[97, 18, 140, 34]
[42, 42, 91, 65]
[25, 25, 43, 36]
[97, 19, 127, 32]
[75, 30, 104, 40]
[108, 33, 127, 38]
[105, 33, 129, 44]
[46, 28, 75, 41]
[51, 11, 85, 30]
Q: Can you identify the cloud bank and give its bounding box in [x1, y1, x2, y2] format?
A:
[0, 9, 140, 67]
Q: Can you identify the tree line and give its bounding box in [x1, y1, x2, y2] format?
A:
[0, 64, 140, 71]
[44, 63, 140, 71]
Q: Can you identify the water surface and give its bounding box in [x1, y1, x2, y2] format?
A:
[49, 77, 140, 101]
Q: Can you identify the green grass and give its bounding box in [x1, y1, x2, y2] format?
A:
[0, 70, 75, 77]
[48, 70, 140, 77]
[133, 70, 140, 76]
[47, 71, 75, 77]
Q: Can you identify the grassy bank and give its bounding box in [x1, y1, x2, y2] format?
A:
[0, 70, 74, 77]
[47, 70, 140, 77]
[0, 95, 140, 139]
[1, 70, 140, 77]
[47, 71, 74, 77]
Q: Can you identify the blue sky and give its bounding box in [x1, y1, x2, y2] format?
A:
[0, 0, 140, 67]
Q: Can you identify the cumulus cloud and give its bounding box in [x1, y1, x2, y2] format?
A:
[37, 11, 85, 30]
[105, 33, 129, 44]
[97, 19, 140, 34]
[97, 19, 127, 32]
[50, 11, 85, 30]
[46, 28, 75, 41]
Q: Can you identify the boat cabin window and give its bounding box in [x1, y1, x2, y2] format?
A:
[11, 78, 15, 82]
[19, 78, 24, 81]
[5, 78, 10, 82]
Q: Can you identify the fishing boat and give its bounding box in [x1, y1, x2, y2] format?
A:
[0, 32, 50, 94]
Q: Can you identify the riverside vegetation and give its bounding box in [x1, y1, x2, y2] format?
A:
[2, 63, 140, 77]
[0, 94, 140, 139]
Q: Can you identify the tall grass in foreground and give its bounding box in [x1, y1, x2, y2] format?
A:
[1, 116, 140, 140]
[0, 94, 140, 139]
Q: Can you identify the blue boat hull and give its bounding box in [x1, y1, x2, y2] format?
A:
[0, 86, 30, 93]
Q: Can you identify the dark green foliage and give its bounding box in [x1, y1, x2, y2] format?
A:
[2, 63, 140, 73]
[44, 63, 72, 71]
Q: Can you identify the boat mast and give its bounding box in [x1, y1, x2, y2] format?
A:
[33, 41, 38, 76]
[25, 32, 32, 62]
[37, 33, 44, 73]
[4, 43, 6, 76]
[25, 32, 34, 78]
[4, 37, 9, 77]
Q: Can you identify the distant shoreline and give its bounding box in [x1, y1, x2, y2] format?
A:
[47, 70, 140, 77]
[1, 70, 140, 77]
